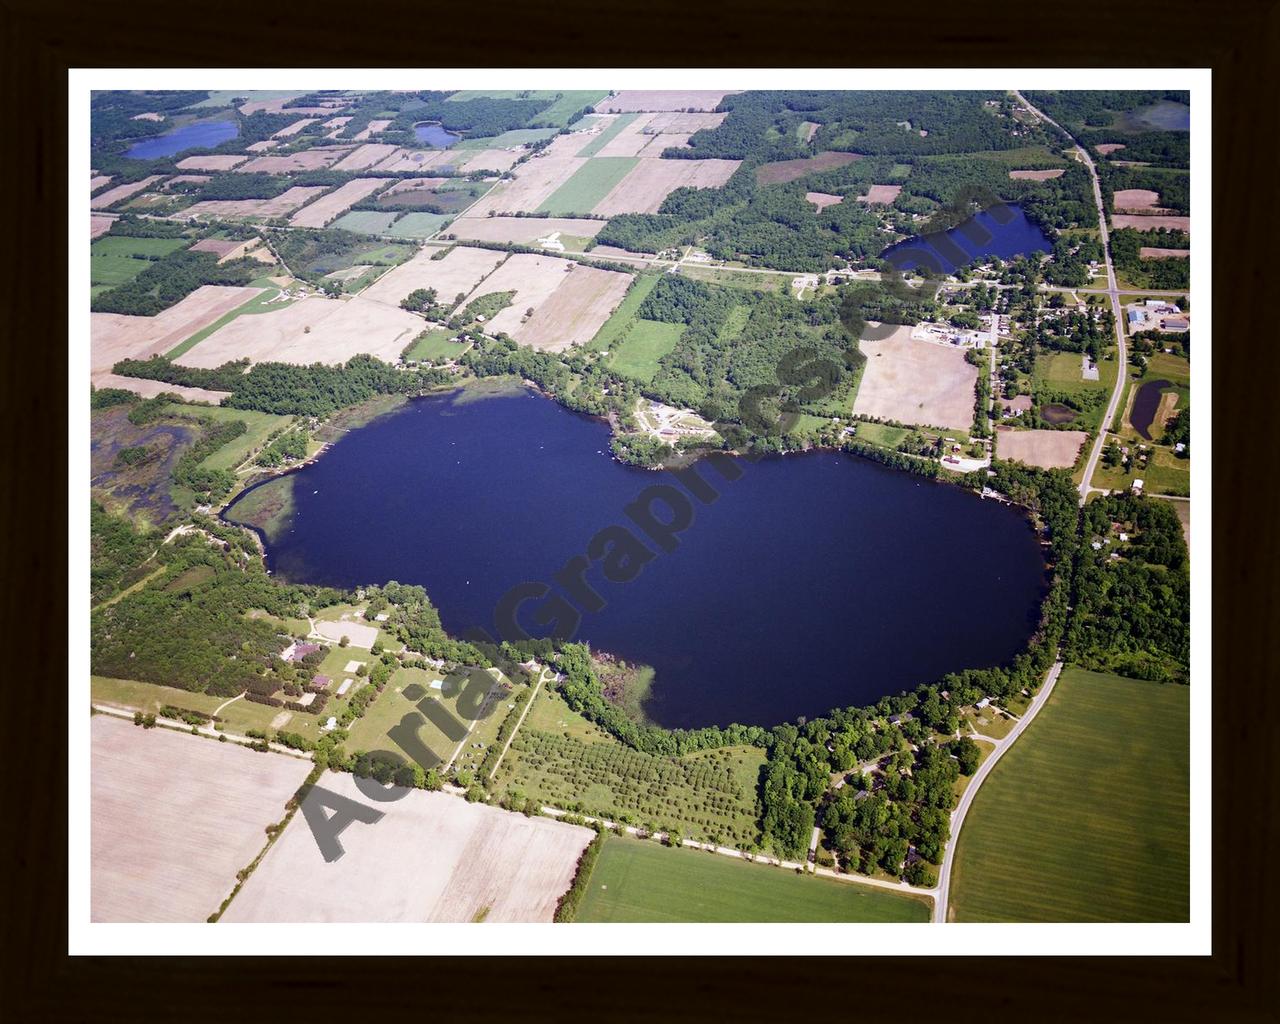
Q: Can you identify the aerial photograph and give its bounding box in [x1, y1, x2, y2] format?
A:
[82, 83, 1195, 930]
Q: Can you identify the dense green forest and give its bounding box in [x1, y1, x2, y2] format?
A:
[1021, 90, 1189, 129]
[1109, 227, 1191, 289]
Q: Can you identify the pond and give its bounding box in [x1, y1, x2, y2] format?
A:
[1041, 403, 1077, 425]
[414, 122, 461, 147]
[225, 387, 1048, 729]
[1130, 378, 1172, 440]
[880, 203, 1053, 276]
[124, 118, 240, 159]
[1125, 101, 1191, 132]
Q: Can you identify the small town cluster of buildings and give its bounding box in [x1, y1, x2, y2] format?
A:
[1126, 300, 1189, 333]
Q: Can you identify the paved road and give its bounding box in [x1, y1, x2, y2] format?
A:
[1012, 91, 1128, 504]
[933, 660, 1063, 922]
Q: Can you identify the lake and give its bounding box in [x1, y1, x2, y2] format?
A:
[1131, 378, 1172, 440]
[124, 119, 239, 159]
[880, 204, 1053, 275]
[414, 122, 461, 147]
[225, 388, 1047, 729]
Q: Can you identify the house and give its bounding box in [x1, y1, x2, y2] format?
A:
[1161, 318, 1189, 331]
[281, 641, 322, 663]
[1132, 479, 1145, 494]
[310, 674, 332, 691]
[1175, 442, 1186, 454]
[975, 697, 991, 710]
[1119, 532, 1129, 542]
[322, 716, 337, 731]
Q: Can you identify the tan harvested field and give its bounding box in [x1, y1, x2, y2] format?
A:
[541, 131, 601, 159]
[238, 95, 301, 114]
[322, 116, 352, 129]
[853, 324, 979, 431]
[1113, 188, 1163, 211]
[176, 154, 248, 171]
[176, 294, 424, 368]
[161, 174, 212, 188]
[383, 177, 450, 195]
[857, 183, 902, 204]
[245, 139, 279, 152]
[516, 264, 632, 351]
[374, 149, 455, 173]
[462, 252, 574, 336]
[458, 149, 522, 173]
[468, 156, 587, 215]
[190, 238, 245, 258]
[1095, 143, 1126, 155]
[288, 178, 386, 228]
[806, 191, 844, 210]
[90, 175, 164, 210]
[756, 151, 860, 185]
[331, 143, 399, 171]
[90, 213, 116, 239]
[596, 90, 735, 112]
[91, 715, 311, 923]
[353, 118, 392, 141]
[237, 147, 353, 174]
[89, 174, 113, 193]
[995, 427, 1088, 470]
[642, 111, 726, 133]
[91, 285, 265, 377]
[1140, 247, 1190, 259]
[222, 773, 593, 923]
[1009, 168, 1066, 181]
[591, 243, 654, 260]
[312, 618, 378, 648]
[361, 245, 507, 309]
[273, 117, 318, 138]
[592, 158, 741, 216]
[448, 215, 606, 245]
[179, 186, 328, 222]
[92, 372, 232, 403]
[1112, 214, 1191, 232]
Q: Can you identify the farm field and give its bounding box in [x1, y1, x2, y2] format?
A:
[237, 147, 352, 174]
[90, 175, 165, 210]
[329, 210, 399, 235]
[756, 151, 861, 185]
[588, 273, 662, 351]
[853, 325, 979, 431]
[223, 773, 593, 923]
[90, 235, 188, 293]
[287, 178, 385, 227]
[995, 427, 1088, 470]
[605, 320, 684, 380]
[458, 252, 575, 337]
[951, 667, 1189, 922]
[164, 282, 293, 360]
[516, 263, 633, 352]
[447, 215, 605, 245]
[596, 90, 735, 112]
[91, 284, 266, 380]
[591, 157, 740, 216]
[91, 714, 310, 922]
[387, 211, 451, 239]
[467, 156, 588, 215]
[361, 245, 507, 310]
[538, 157, 639, 215]
[175, 294, 423, 368]
[1111, 214, 1191, 233]
[493, 685, 765, 848]
[180, 186, 327, 222]
[575, 837, 930, 922]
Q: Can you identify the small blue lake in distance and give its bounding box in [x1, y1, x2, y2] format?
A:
[880, 203, 1053, 275]
[225, 389, 1048, 729]
[414, 122, 461, 147]
[124, 119, 240, 159]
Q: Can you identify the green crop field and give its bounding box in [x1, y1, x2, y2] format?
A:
[950, 667, 1190, 922]
[91, 236, 187, 290]
[388, 212, 451, 239]
[575, 837, 931, 922]
[589, 273, 661, 351]
[330, 211, 399, 235]
[404, 329, 467, 362]
[606, 320, 683, 381]
[452, 128, 558, 150]
[577, 113, 638, 157]
[537, 157, 638, 216]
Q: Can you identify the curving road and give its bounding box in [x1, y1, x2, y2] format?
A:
[933, 660, 1063, 922]
[1012, 91, 1128, 504]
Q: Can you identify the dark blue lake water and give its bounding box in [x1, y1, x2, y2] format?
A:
[227, 389, 1047, 728]
[414, 123, 461, 147]
[124, 119, 240, 159]
[880, 204, 1053, 275]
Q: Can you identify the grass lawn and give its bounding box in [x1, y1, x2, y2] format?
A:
[91, 236, 187, 290]
[605, 320, 683, 381]
[588, 273, 661, 351]
[575, 837, 930, 922]
[159, 403, 293, 472]
[576, 112, 638, 157]
[494, 685, 765, 849]
[404, 328, 467, 362]
[854, 421, 909, 449]
[388, 212, 451, 239]
[1033, 350, 1117, 432]
[537, 157, 638, 216]
[950, 667, 1189, 922]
